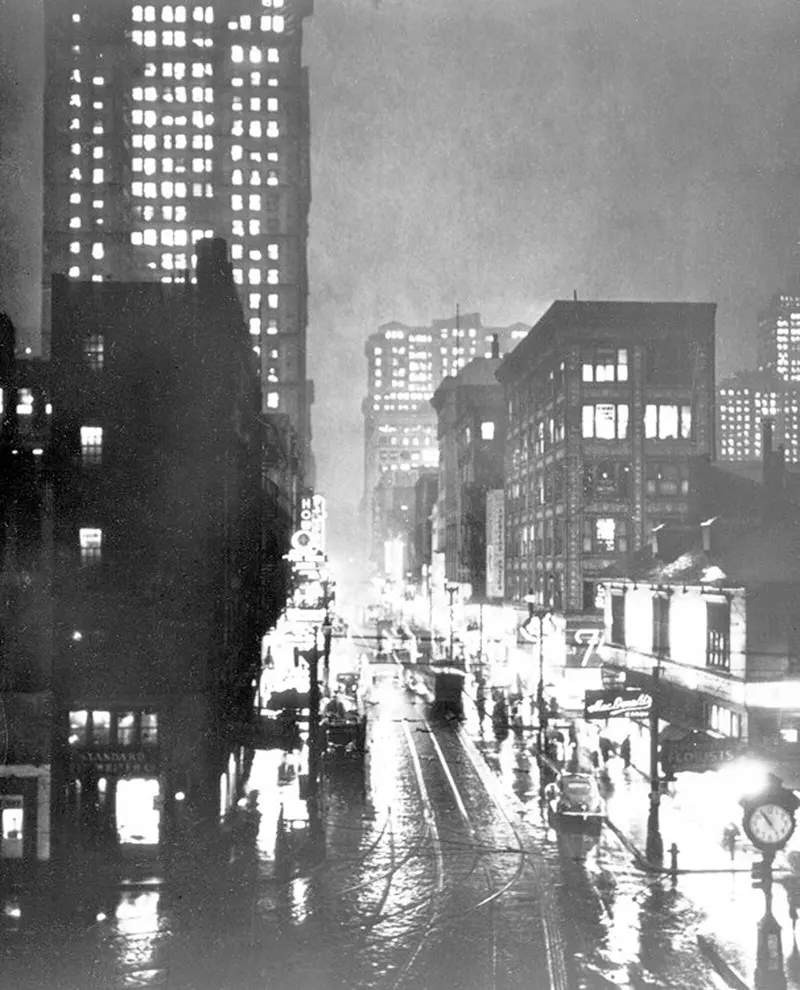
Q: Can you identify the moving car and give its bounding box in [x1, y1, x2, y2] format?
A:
[546, 773, 605, 825]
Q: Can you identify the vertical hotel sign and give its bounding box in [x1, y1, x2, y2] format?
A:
[485, 489, 505, 599]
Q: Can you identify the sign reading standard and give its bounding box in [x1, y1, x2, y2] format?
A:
[584, 687, 652, 720]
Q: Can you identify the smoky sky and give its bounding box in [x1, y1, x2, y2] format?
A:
[2, 1, 800, 553]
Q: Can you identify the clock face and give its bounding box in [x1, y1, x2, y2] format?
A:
[746, 803, 795, 848]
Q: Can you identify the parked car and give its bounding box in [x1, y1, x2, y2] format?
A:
[546, 773, 605, 824]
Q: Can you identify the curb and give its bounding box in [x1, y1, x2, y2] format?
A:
[697, 934, 752, 990]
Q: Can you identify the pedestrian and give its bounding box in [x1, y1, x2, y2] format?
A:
[476, 688, 486, 728]
[722, 822, 740, 860]
[620, 735, 631, 769]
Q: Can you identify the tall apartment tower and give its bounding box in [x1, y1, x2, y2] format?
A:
[42, 0, 314, 479]
[362, 313, 527, 571]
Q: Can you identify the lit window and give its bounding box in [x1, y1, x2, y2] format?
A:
[70, 217, 81, 229]
[267, 269, 278, 284]
[248, 269, 261, 285]
[232, 45, 244, 63]
[231, 194, 243, 211]
[267, 392, 279, 409]
[268, 293, 278, 309]
[80, 426, 103, 466]
[249, 317, 261, 335]
[84, 334, 105, 370]
[250, 46, 261, 63]
[267, 48, 279, 63]
[249, 121, 262, 138]
[249, 194, 261, 210]
[582, 403, 630, 440]
[69, 267, 80, 278]
[92, 169, 104, 184]
[249, 219, 260, 235]
[79, 528, 103, 566]
[91, 243, 104, 260]
[481, 421, 495, 440]
[70, 241, 80, 255]
[248, 293, 261, 309]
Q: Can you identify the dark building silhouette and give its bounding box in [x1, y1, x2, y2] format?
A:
[0, 240, 293, 874]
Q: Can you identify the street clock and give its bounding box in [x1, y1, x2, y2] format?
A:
[740, 774, 799, 851]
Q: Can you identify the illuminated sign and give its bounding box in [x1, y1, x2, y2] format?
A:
[661, 735, 744, 774]
[485, 490, 505, 600]
[76, 748, 158, 776]
[584, 688, 652, 720]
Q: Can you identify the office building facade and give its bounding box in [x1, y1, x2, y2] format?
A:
[42, 0, 314, 479]
[496, 301, 717, 625]
[717, 370, 800, 463]
[363, 313, 527, 571]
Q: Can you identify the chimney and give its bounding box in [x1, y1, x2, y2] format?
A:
[700, 516, 717, 554]
[762, 416, 785, 490]
[651, 522, 665, 557]
[490, 334, 500, 359]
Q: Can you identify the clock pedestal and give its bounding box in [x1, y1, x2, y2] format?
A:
[756, 908, 786, 990]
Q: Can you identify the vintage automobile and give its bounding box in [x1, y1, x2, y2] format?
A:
[545, 773, 605, 825]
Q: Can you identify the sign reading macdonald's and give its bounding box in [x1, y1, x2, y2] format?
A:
[584, 687, 652, 720]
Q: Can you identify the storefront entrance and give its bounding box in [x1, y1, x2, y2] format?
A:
[116, 778, 160, 847]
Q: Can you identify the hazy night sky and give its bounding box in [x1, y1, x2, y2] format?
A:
[2, 0, 800, 552]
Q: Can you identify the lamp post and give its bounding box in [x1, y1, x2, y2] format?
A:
[445, 582, 459, 666]
[523, 593, 551, 754]
[646, 658, 664, 863]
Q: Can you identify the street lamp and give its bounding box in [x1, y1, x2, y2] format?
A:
[646, 657, 664, 863]
[523, 592, 551, 754]
[445, 582, 459, 667]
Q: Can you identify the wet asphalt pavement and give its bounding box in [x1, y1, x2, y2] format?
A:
[0, 661, 770, 990]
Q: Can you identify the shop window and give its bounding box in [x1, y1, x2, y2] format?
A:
[582, 346, 628, 383]
[117, 712, 136, 746]
[0, 797, 24, 860]
[116, 778, 160, 845]
[706, 600, 730, 670]
[653, 595, 670, 656]
[141, 712, 158, 746]
[610, 594, 625, 646]
[69, 710, 89, 745]
[92, 710, 111, 744]
[582, 403, 630, 439]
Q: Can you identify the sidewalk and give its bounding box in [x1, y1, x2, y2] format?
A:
[456, 689, 800, 990]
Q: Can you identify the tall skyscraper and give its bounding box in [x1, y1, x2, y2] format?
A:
[717, 370, 800, 463]
[42, 0, 314, 478]
[757, 281, 800, 381]
[362, 312, 527, 569]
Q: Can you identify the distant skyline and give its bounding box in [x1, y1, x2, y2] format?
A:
[3, 0, 800, 551]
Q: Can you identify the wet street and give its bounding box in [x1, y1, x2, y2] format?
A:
[0, 664, 774, 990]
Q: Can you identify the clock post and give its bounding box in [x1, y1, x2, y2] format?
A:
[740, 775, 800, 990]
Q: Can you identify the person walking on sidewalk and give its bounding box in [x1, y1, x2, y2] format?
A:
[620, 735, 631, 769]
[722, 821, 740, 860]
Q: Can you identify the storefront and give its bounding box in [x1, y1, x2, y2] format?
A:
[0, 768, 49, 869]
[66, 708, 162, 855]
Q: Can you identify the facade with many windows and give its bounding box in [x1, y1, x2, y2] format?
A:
[495, 301, 716, 660]
[600, 453, 800, 789]
[362, 313, 526, 570]
[717, 370, 800, 463]
[0, 242, 291, 873]
[758, 282, 800, 382]
[42, 0, 315, 480]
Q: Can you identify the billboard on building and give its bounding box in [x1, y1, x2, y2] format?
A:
[485, 489, 505, 599]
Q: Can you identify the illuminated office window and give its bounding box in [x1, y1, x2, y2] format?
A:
[79, 528, 103, 567]
[80, 426, 103, 466]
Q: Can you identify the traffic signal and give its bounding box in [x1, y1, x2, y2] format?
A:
[752, 857, 773, 892]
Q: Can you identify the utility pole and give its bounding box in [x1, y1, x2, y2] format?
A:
[445, 582, 459, 666]
[646, 660, 664, 862]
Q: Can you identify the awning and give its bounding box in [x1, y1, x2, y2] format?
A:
[658, 723, 707, 745]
